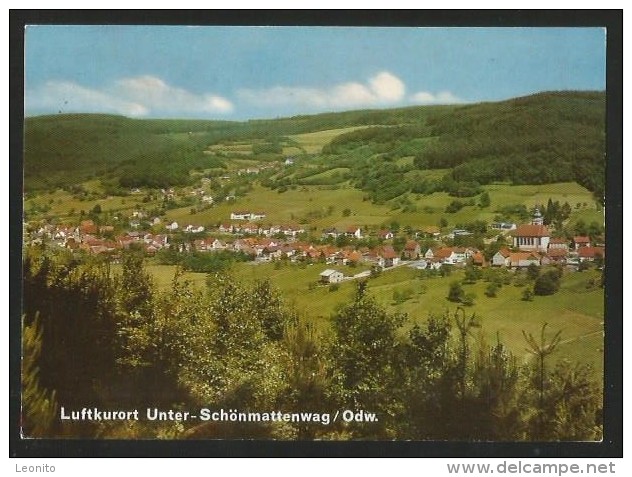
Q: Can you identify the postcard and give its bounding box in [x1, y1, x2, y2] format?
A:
[12, 14, 622, 457]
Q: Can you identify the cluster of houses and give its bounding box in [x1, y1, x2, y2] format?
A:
[27, 220, 170, 255]
[25, 209, 604, 281]
[494, 208, 605, 267]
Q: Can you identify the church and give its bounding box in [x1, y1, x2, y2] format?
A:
[511, 208, 550, 252]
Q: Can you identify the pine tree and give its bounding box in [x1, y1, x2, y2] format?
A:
[22, 314, 58, 437]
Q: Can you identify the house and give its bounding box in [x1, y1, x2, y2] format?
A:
[426, 247, 468, 265]
[218, 223, 235, 234]
[184, 225, 205, 233]
[573, 236, 591, 250]
[322, 228, 340, 239]
[509, 252, 540, 268]
[166, 222, 179, 231]
[578, 246, 605, 262]
[471, 251, 485, 266]
[281, 225, 305, 238]
[79, 220, 98, 235]
[231, 212, 251, 220]
[251, 212, 267, 220]
[548, 238, 569, 250]
[490, 222, 517, 231]
[284, 157, 295, 166]
[378, 230, 394, 240]
[511, 209, 550, 252]
[377, 246, 399, 268]
[417, 225, 441, 238]
[450, 229, 473, 238]
[546, 248, 568, 263]
[491, 249, 511, 267]
[319, 269, 344, 284]
[402, 240, 421, 260]
[345, 226, 363, 239]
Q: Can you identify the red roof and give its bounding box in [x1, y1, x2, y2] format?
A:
[578, 246, 605, 258]
[511, 224, 550, 238]
[509, 252, 539, 263]
[472, 251, 485, 264]
[574, 236, 591, 244]
[380, 246, 398, 259]
[547, 248, 568, 258]
[549, 238, 568, 244]
[433, 247, 454, 259]
[404, 240, 419, 251]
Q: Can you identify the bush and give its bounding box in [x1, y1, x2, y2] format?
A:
[485, 282, 499, 298]
[462, 293, 476, 306]
[448, 281, 465, 303]
[328, 283, 340, 292]
[534, 268, 562, 296]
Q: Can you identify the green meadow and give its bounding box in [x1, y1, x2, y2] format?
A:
[145, 261, 604, 375]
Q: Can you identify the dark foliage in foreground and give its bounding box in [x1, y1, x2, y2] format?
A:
[21, 246, 602, 440]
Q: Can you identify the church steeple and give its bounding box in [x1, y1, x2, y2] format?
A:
[532, 206, 544, 226]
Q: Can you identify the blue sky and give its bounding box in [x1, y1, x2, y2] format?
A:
[24, 26, 606, 120]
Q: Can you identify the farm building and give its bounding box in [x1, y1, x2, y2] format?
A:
[319, 269, 344, 284]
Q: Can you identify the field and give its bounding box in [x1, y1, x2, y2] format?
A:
[144, 261, 604, 375]
[285, 126, 374, 154]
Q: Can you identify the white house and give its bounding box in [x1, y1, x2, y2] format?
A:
[509, 252, 541, 268]
[345, 226, 363, 239]
[492, 249, 511, 267]
[319, 269, 344, 284]
[231, 212, 251, 220]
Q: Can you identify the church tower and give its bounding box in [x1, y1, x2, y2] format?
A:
[532, 207, 544, 226]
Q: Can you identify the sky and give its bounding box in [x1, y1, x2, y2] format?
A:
[24, 26, 607, 120]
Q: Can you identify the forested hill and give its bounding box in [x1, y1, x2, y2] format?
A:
[416, 91, 606, 198]
[23, 91, 605, 196]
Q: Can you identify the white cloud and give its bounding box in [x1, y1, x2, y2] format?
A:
[410, 90, 462, 105]
[26, 80, 149, 117]
[238, 71, 406, 110]
[26, 76, 233, 117]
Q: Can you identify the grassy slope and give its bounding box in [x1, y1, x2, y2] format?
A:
[144, 262, 603, 375]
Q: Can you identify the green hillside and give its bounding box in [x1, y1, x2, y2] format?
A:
[24, 91, 605, 198]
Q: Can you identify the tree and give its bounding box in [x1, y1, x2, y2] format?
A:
[533, 268, 562, 296]
[329, 282, 406, 438]
[526, 263, 540, 281]
[22, 314, 58, 437]
[522, 323, 562, 439]
[485, 282, 499, 298]
[448, 281, 465, 303]
[116, 250, 155, 369]
[279, 321, 330, 439]
[463, 265, 482, 284]
[479, 191, 491, 208]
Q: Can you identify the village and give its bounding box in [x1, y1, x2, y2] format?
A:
[25, 200, 605, 285]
